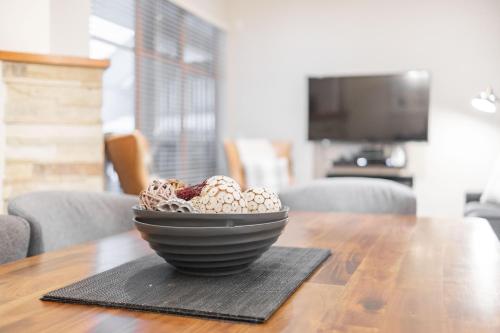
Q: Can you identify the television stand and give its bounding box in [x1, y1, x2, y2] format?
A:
[333, 144, 407, 168]
[326, 166, 414, 187]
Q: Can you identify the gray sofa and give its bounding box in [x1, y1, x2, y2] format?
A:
[2, 181, 415, 263]
[8, 191, 138, 256]
[464, 192, 500, 239]
[280, 178, 416, 215]
[0, 215, 30, 264]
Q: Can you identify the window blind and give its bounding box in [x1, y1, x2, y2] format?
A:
[91, 0, 221, 185]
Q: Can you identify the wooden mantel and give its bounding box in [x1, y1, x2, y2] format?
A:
[0, 50, 109, 69]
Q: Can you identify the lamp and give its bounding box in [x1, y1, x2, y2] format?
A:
[471, 87, 497, 113]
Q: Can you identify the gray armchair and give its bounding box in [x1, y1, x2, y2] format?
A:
[0, 215, 30, 264]
[464, 192, 500, 239]
[8, 191, 138, 256]
[280, 178, 416, 215]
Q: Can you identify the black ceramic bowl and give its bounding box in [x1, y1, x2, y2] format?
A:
[133, 208, 288, 276]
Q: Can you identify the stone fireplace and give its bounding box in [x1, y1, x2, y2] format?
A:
[0, 51, 109, 210]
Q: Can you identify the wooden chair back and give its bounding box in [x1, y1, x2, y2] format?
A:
[105, 130, 150, 195]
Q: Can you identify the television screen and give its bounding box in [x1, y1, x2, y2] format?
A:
[308, 71, 430, 142]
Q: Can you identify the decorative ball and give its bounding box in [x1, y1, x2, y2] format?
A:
[243, 187, 281, 213]
[139, 176, 283, 214]
[191, 180, 248, 213]
[206, 175, 241, 190]
[140, 179, 176, 210]
[157, 198, 199, 213]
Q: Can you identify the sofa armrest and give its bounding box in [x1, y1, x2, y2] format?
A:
[464, 201, 500, 240]
[465, 192, 482, 203]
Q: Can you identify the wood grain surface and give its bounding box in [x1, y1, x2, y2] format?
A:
[0, 50, 109, 68]
[0, 212, 499, 332]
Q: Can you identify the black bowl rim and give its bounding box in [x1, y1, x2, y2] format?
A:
[134, 217, 288, 232]
[132, 205, 289, 220]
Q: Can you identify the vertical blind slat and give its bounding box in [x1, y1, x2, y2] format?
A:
[92, 0, 221, 185]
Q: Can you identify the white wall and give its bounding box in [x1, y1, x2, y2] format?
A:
[171, 0, 229, 29]
[0, 0, 51, 53]
[408, 109, 500, 217]
[50, 0, 90, 56]
[0, 0, 89, 56]
[224, 0, 500, 217]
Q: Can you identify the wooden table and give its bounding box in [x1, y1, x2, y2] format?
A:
[1, 212, 499, 332]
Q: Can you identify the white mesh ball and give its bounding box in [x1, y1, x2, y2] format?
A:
[205, 175, 241, 190]
[191, 181, 247, 213]
[244, 187, 281, 213]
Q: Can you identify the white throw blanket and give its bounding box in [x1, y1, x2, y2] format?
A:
[235, 139, 290, 192]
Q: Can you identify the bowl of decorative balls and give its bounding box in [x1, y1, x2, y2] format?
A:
[133, 175, 288, 276]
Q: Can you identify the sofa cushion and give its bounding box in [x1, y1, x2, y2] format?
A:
[8, 191, 138, 256]
[464, 201, 500, 219]
[279, 178, 416, 215]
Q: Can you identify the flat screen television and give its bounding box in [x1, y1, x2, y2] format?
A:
[308, 71, 430, 142]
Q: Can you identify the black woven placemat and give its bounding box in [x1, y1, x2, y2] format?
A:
[41, 246, 330, 323]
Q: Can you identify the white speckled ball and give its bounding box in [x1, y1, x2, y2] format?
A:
[205, 175, 241, 190]
[244, 187, 281, 213]
[191, 180, 247, 214]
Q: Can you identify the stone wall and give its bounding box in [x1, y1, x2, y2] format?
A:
[0, 59, 106, 210]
